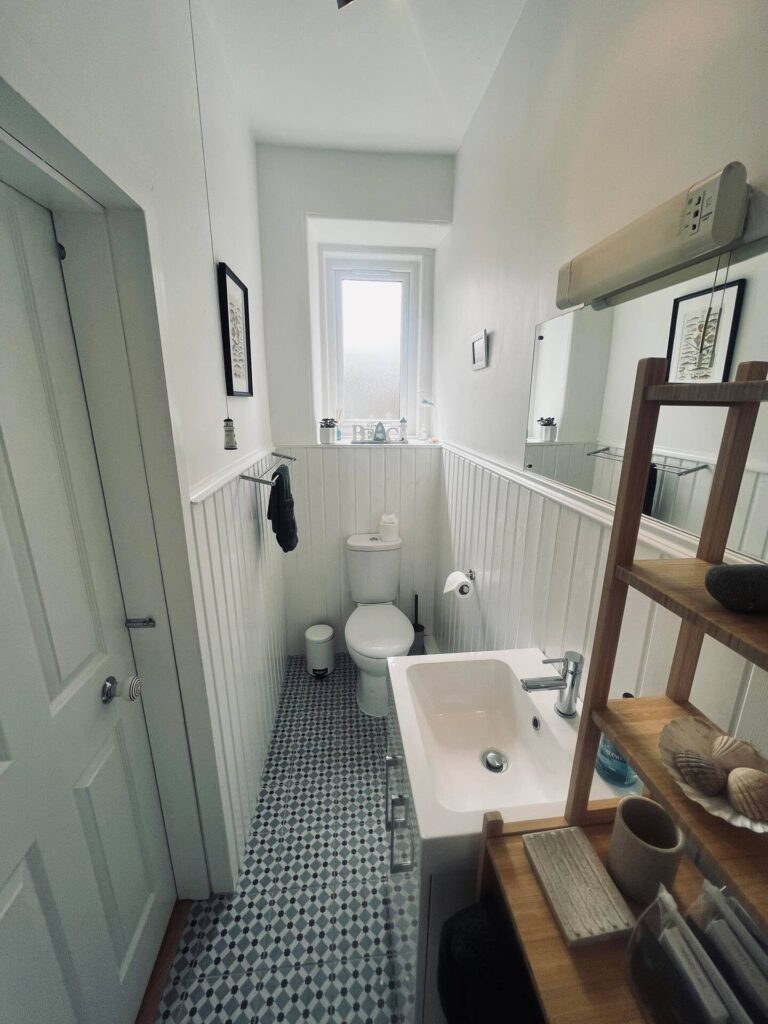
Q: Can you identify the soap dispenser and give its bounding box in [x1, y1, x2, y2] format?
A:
[596, 692, 638, 786]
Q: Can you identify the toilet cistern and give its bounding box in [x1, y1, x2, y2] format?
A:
[520, 651, 584, 719]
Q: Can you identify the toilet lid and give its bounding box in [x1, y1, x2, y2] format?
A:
[345, 605, 414, 659]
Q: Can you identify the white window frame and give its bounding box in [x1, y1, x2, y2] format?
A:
[320, 250, 427, 436]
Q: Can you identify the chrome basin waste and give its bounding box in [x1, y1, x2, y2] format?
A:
[481, 749, 508, 773]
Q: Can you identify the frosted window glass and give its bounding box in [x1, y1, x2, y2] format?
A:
[341, 279, 402, 421]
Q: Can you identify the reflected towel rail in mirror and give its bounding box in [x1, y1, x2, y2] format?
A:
[240, 451, 297, 488]
[587, 446, 708, 477]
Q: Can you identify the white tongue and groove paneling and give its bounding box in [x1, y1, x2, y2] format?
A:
[190, 452, 287, 882]
[435, 445, 768, 752]
[524, 441, 597, 493]
[278, 444, 441, 655]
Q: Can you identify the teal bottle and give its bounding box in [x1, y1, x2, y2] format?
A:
[595, 692, 638, 786]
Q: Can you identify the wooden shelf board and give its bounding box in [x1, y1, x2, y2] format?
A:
[593, 696, 768, 931]
[645, 379, 768, 405]
[488, 822, 703, 1024]
[616, 558, 768, 672]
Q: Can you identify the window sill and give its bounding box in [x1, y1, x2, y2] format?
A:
[274, 439, 442, 449]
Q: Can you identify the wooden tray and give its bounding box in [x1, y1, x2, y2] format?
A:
[523, 827, 634, 946]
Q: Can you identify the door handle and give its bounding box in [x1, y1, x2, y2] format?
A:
[101, 675, 142, 704]
[385, 753, 400, 830]
[389, 794, 414, 875]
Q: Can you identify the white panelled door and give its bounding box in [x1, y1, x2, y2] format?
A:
[0, 181, 175, 1022]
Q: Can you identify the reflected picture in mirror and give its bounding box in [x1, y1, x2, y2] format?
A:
[666, 279, 745, 383]
[525, 253, 768, 563]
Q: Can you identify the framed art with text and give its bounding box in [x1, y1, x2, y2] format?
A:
[217, 262, 253, 397]
[666, 279, 746, 383]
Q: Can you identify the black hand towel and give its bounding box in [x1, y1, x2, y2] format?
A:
[267, 464, 298, 552]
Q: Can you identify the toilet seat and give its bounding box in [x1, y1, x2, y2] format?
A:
[345, 604, 414, 659]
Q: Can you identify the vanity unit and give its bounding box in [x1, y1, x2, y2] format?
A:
[384, 649, 628, 1024]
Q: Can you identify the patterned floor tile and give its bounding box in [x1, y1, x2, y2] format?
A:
[156, 655, 408, 1024]
[262, 886, 338, 967]
[257, 958, 396, 1024]
[157, 970, 264, 1023]
[189, 896, 277, 974]
[331, 882, 393, 960]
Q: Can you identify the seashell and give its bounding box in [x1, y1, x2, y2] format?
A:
[712, 735, 764, 772]
[672, 751, 727, 796]
[727, 768, 768, 822]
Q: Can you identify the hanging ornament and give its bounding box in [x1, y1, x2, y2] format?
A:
[223, 417, 238, 450]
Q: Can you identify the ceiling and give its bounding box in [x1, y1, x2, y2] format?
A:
[207, 0, 527, 153]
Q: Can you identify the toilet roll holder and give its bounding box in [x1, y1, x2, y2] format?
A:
[444, 569, 475, 596]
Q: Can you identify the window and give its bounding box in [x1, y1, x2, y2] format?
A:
[340, 277, 403, 422]
[319, 251, 431, 436]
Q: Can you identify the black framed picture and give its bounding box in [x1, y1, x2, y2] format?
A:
[665, 279, 746, 383]
[217, 262, 253, 397]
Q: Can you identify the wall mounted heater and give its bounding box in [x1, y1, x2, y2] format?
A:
[556, 162, 768, 310]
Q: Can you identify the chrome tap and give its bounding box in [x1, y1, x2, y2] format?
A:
[520, 651, 584, 719]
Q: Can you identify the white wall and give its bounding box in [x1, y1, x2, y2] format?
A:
[527, 306, 613, 443]
[279, 444, 440, 654]
[193, 3, 274, 486]
[0, 0, 284, 891]
[528, 312, 572, 438]
[0, 0, 272, 494]
[436, 445, 768, 752]
[561, 306, 613, 443]
[433, 0, 768, 465]
[256, 144, 454, 444]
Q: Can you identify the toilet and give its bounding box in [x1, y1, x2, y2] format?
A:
[345, 533, 414, 717]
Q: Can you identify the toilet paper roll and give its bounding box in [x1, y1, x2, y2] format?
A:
[443, 570, 473, 599]
[379, 513, 399, 542]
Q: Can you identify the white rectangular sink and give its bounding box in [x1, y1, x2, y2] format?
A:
[388, 648, 626, 839]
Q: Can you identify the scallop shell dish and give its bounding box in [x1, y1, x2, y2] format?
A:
[659, 716, 768, 832]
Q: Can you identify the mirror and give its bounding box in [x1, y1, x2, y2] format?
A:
[525, 253, 768, 562]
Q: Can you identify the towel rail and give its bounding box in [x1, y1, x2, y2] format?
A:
[240, 451, 297, 488]
[586, 446, 709, 477]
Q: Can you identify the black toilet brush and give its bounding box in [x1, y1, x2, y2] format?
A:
[411, 594, 425, 655]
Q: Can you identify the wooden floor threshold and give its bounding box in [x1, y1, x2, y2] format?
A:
[135, 900, 192, 1024]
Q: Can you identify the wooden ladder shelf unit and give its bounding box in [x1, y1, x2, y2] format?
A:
[565, 356, 768, 928]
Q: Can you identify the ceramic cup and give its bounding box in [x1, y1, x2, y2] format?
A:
[608, 795, 684, 905]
